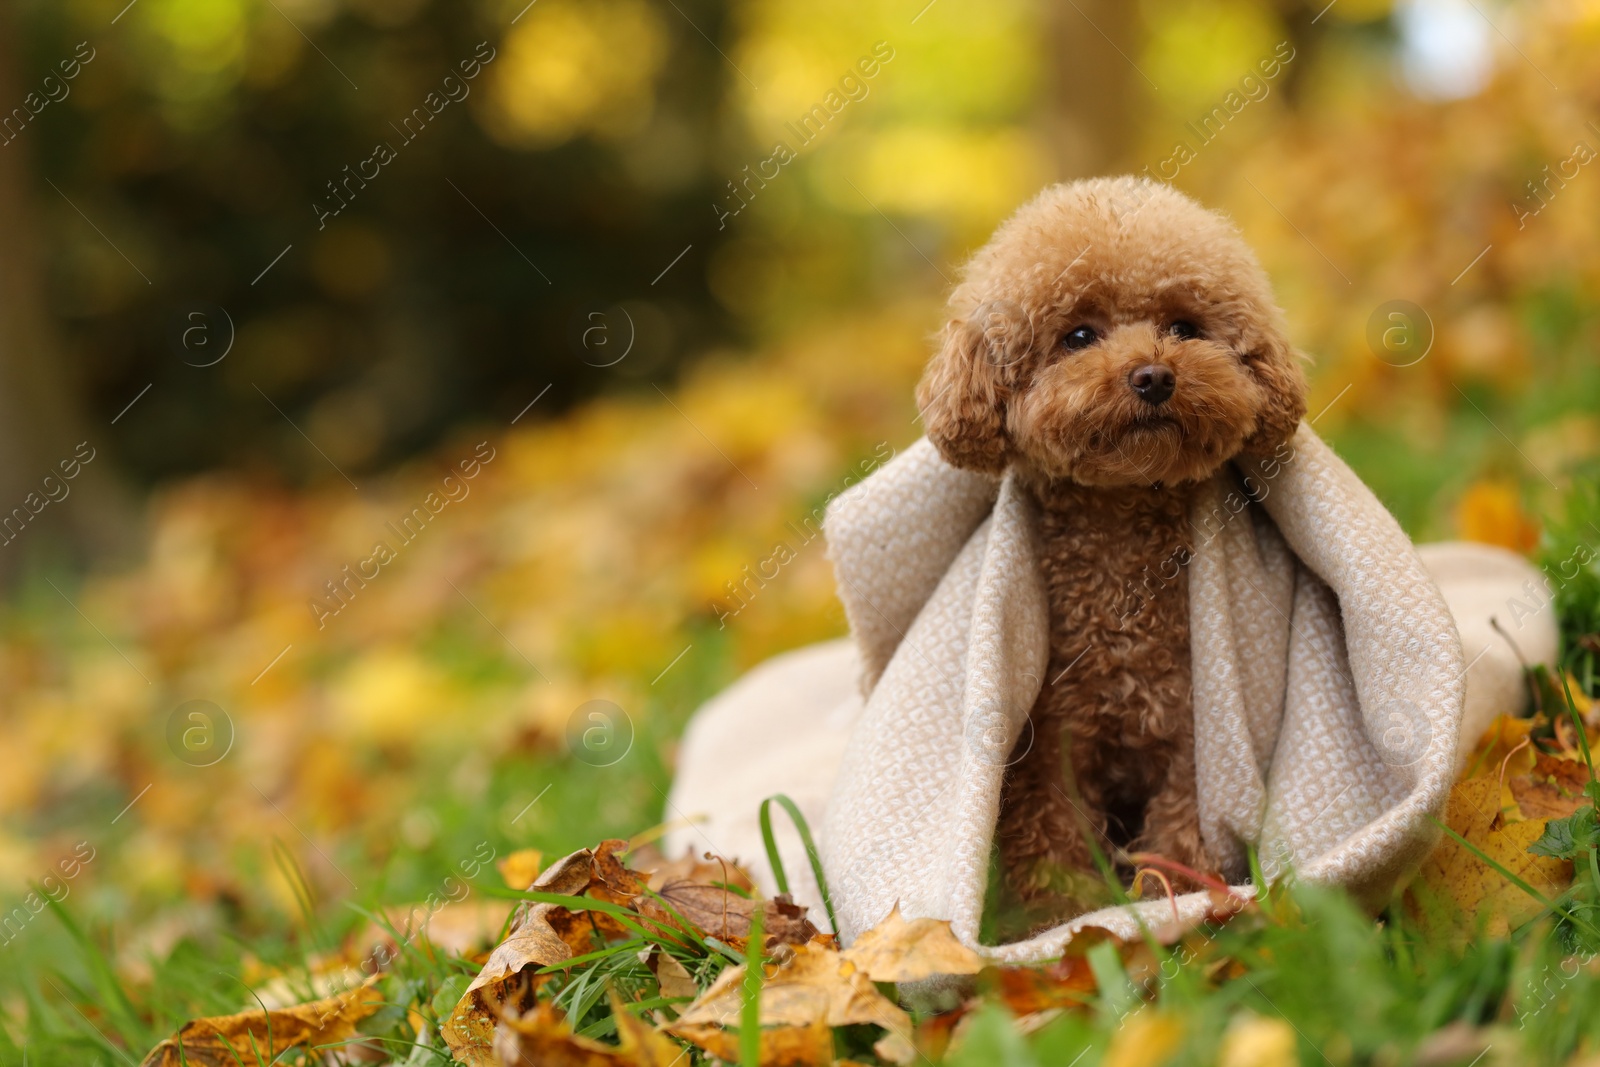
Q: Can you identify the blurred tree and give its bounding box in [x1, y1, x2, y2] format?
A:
[18, 0, 743, 485]
[0, 0, 132, 579]
[1041, 0, 1145, 177]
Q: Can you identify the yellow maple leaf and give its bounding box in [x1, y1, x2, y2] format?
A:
[839, 903, 984, 984]
[1406, 777, 1573, 938]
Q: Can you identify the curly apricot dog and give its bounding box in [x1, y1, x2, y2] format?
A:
[916, 176, 1307, 923]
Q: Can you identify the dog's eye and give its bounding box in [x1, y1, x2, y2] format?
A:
[1061, 325, 1097, 351]
[1169, 320, 1201, 340]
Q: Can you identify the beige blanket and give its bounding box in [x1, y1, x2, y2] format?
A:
[666, 426, 1556, 962]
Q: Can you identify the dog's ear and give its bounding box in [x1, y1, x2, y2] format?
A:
[1239, 326, 1308, 456]
[917, 315, 1011, 474]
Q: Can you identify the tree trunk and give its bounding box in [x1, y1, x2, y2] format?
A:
[0, 0, 134, 581]
[1040, 0, 1149, 180]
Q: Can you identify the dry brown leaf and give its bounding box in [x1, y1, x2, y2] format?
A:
[591, 839, 646, 904]
[443, 845, 614, 1065]
[138, 976, 382, 1067]
[839, 904, 983, 983]
[450, 841, 835, 1066]
[1510, 752, 1594, 820]
[492, 994, 687, 1067]
[990, 958, 1097, 1015]
[610, 992, 691, 1067]
[474, 847, 597, 981]
[873, 1028, 918, 1065]
[912, 1006, 972, 1063]
[634, 847, 756, 893]
[492, 1001, 624, 1066]
[641, 945, 699, 1001]
[672, 942, 910, 1038]
[1406, 776, 1573, 938]
[497, 848, 544, 890]
[642, 883, 818, 946]
[671, 1018, 835, 1066]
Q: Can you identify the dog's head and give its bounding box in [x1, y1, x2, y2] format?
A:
[916, 177, 1307, 487]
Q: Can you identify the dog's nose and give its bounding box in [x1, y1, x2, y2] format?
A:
[1128, 364, 1175, 406]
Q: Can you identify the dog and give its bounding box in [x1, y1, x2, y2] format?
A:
[915, 176, 1308, 925]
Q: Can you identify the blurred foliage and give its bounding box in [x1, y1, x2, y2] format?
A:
[11, 0, 1600, 514]
[3, 0, 1600, 1059]
[17, 0, 740, 481]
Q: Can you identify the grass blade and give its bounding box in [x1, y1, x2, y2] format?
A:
[740, 903, 764, 1067]
[757, 795, 837, 935]
[41, 894, 148, 1051]
[1556, 671, 1596, 781]
[535, 938, 649, 974]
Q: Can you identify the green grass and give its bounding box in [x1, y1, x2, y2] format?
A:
[16, 748, 1600, 1066]
[5, 489, 1600, 1066]
[0, 624, 736, 1066]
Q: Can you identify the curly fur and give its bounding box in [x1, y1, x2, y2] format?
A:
[915, 177, 1308, 924]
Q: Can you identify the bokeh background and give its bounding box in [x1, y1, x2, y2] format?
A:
[0, 0, 1598, 1051]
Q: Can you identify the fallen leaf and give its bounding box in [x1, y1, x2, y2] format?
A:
[493, 994, 687, 1067]
[1463, 714, 1537, 781]
[839, 904, 983, 983]
[989, 958, 1097, 1015]
[497, 849, 544, 890]
[1510, 752, 1595, 820]
[451, 841, 835, 1066]
[475, 847, 599, 982]
[671, 942, 910, 1045]
[1532, 671, 1600, 741]
[443, 845, 611, 1065]
[634, 847, 756, 893]
[912, 1006, 971, 1063]
[610, 991, 691, 1067]
[873, 1028, 918, 1065]
[641, 945, 698, 1001]
[492, 1001, 623, 1066]
[1103, 1009, 1184, 1067]
[1216, 1014, 1296, 1067]
[591, 838, 645, 905]
[1406, 777, 1573, 938]
[642, 883, 818, 946]
[138, 977, 382, 1067]
[671, 1019, 835, 1066]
